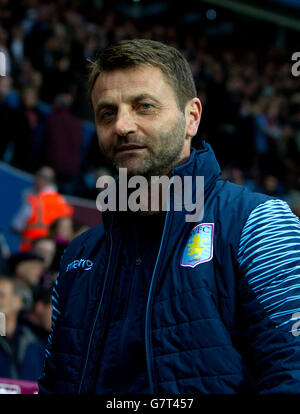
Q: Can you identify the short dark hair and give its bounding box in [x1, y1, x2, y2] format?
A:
[87, 39, 197, 111]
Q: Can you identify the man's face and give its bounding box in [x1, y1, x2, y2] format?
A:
[22, 88, 37, 109]
[15, 260, 44, 286]
[91, 66, 191, 178]
[32, 240, 56, 269]
[0, 280, 21, 317]
[35, 301, 52, 332]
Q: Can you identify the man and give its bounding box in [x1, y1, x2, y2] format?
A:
[11, 166, 73, 252]
[11, 85, 47, 173]
[0, 76, 15, 162]
[44, 93, 82, 195]
[20, 285, 52, 344]
[0, 276, 45, 381]
[31, 237, 56, 272]
[31, 237, 57, 288]
[8, 251, 45, 289]
[38, 39, 300, 394]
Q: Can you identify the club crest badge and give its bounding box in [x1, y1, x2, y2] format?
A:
[181, 223, 214, 268]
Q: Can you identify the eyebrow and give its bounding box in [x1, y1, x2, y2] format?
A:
[130, 93, 161, 105]
[95, 100, 117, 114]
[95, 93, 162, 113]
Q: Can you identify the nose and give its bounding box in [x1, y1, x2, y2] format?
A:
[114, 106, 137, 137]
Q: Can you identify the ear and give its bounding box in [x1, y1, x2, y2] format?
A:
[185, 98, 202, 139]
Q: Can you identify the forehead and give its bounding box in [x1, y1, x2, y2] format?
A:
[91, 65, 177, 105]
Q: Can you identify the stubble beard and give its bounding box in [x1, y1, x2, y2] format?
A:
[112, 112, 187, 180]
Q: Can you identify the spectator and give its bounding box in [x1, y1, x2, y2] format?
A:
[0, 76, 15, 162]
[0, 230, 10, 274]
[16, 58, 42, 90]
[48, 217, 74, 274]
[20, 285, 52, 344]
[259, 174, 288, 201]
[10, 85, 47, 173]
[253, 96, 282, 176]
[23, 3, 53, 73]
[0, 276, 45, 381]
[9, 24, 24, 74]
[81, 166, 114, 200]
[7, 252, 44, 289]
[30, 237, 56, 271]
[40, 52, 76, 104]
[11, 166, 74, 252]
[276, 124, 300, 188]
[43, 93, 82, 195]
[30, 237, 57, 289]
[223, 166, 256, 192]
[288, 178, 300, 219]
[49, 216, 74, 244]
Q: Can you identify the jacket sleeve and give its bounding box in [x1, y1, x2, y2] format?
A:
[237, 198, 300, 393]
[38, 261, 65, 394]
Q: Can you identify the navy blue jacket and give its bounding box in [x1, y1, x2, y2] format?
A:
[38, 142, 300, 393]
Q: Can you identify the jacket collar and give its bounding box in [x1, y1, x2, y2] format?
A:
[172, 140, 221, 193]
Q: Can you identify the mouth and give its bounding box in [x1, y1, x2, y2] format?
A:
[116, 144, 146, 154]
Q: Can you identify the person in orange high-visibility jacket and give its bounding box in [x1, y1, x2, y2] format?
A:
[12, 167, 73, 252]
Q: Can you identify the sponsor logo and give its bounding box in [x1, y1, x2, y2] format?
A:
[181, 223, 214, 268]
[66, 259, 94, 272]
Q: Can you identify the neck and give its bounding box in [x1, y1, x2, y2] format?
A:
[135, 154, 191, 216]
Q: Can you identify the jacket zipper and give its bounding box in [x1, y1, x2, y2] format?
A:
[117, 253, 140, 359]
[144, 208, 171, 393]
[145, 175, 178, 392]
[77, 228, 113, 394]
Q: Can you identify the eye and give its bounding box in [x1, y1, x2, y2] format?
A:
[138, 102, 154, 112]
[141, 103, 152, 109]
[99, 109, 116, 122]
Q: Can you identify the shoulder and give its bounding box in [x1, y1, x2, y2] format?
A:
[238, 198, 300, 258]
[212, 180, 273, 224]
[17, 324, 45, 351]
[209, 181, 275, 253]
[216, 180, 271, 205]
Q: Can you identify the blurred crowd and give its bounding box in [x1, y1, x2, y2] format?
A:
[0, 0, 299, 211]
[0, 171, 88, 381]
[0, 0, 300, 383]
